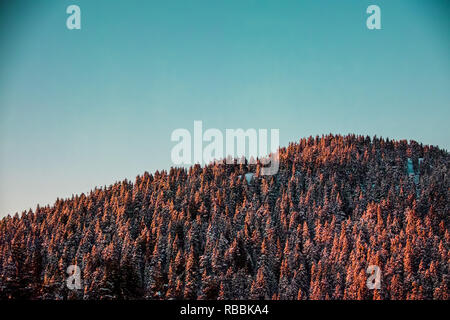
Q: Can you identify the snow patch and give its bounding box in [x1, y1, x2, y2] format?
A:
[407, 158, 421, 197]
[407, 158, 414, 176]
[238, 173, 254, 184]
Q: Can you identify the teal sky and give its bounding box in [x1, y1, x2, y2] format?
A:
[0, 0, 449, 217]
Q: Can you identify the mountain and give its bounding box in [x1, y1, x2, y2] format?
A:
[0, 134, 448, 300]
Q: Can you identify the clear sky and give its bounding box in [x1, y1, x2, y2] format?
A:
[0, 0, 449, 217]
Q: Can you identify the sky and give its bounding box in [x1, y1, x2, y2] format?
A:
[0, 0, 449, 217]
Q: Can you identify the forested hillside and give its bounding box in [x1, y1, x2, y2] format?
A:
[0, 134, 448, 300]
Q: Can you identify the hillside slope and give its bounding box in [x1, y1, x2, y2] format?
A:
[0, 134, 448, 300]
